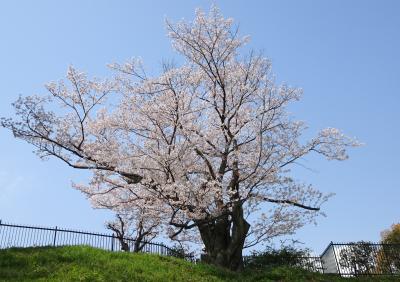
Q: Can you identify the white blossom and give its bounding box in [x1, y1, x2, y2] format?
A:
[1, 6, 360, 257]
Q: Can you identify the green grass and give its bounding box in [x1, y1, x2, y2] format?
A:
[0, 246, 397, 281]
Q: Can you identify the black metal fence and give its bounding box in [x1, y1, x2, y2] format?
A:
[0, 220, 190, 260]
[321, 242, 400, 277]
[243, 243, 399, 277]
[243, 255, 324, 273]
[1, 220, 399, 276]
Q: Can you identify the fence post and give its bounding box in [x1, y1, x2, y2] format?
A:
[53, 226, 58, 246]
[111, 234, 114, 251]
[161, 243, 165, 256]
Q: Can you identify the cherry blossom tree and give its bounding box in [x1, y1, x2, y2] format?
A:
[1, 6, 360, 271]
[106, 211, 159, 252]
[106, 214, 132, 252]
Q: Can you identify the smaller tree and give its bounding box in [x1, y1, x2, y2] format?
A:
[338, 241, 375, 276]
[105, 206, 161, 252]
[376, 223, 400, 274]
[381, 223, 400, 244]
[106, 214, 131, 252]
[75, 174, 164, 252]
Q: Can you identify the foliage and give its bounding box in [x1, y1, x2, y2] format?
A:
[244, 246, 310, 270]
[0, 246, 391, 282]
[338, 241, 376, 275]
[375, 245, 400, 274]
[381, 223, 400, 244]
[168, 243, 195, 261]
[376, 223, 400, 274]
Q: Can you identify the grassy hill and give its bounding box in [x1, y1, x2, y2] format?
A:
[0, 246, 396, 281]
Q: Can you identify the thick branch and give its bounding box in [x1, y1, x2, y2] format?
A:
[263, 197, 320, 211]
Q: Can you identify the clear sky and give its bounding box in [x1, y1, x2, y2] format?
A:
[1, 0, 399, 255]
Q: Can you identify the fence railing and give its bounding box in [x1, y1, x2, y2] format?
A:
[243, 243, 400, 277]
[1, 220, 399, 276]
[321, 242, 400, 277]
[0, 220, 192, 260]
[243, 255, 324, 273]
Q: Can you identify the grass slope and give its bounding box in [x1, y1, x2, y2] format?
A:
[0, 246, 396, 281]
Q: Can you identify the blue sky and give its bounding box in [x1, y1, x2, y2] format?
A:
[1, 0, 399, 255]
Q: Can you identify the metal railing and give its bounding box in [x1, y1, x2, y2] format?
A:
[1, 220, 399, 276]
[243, 243, 400, 277]
[0, 220, 191, 260]
[321, 242, 400, 277]
[243, 254, 324, 273]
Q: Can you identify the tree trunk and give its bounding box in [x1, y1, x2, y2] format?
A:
[198, 203, 250, 271]
[117, 237, 130, 252]
[133, 238, 144, 252]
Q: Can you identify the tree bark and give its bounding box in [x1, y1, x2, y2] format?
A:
[133, 237, 145, 252]
[198, 203, 250, 271]
[119, 238, 130, 252]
